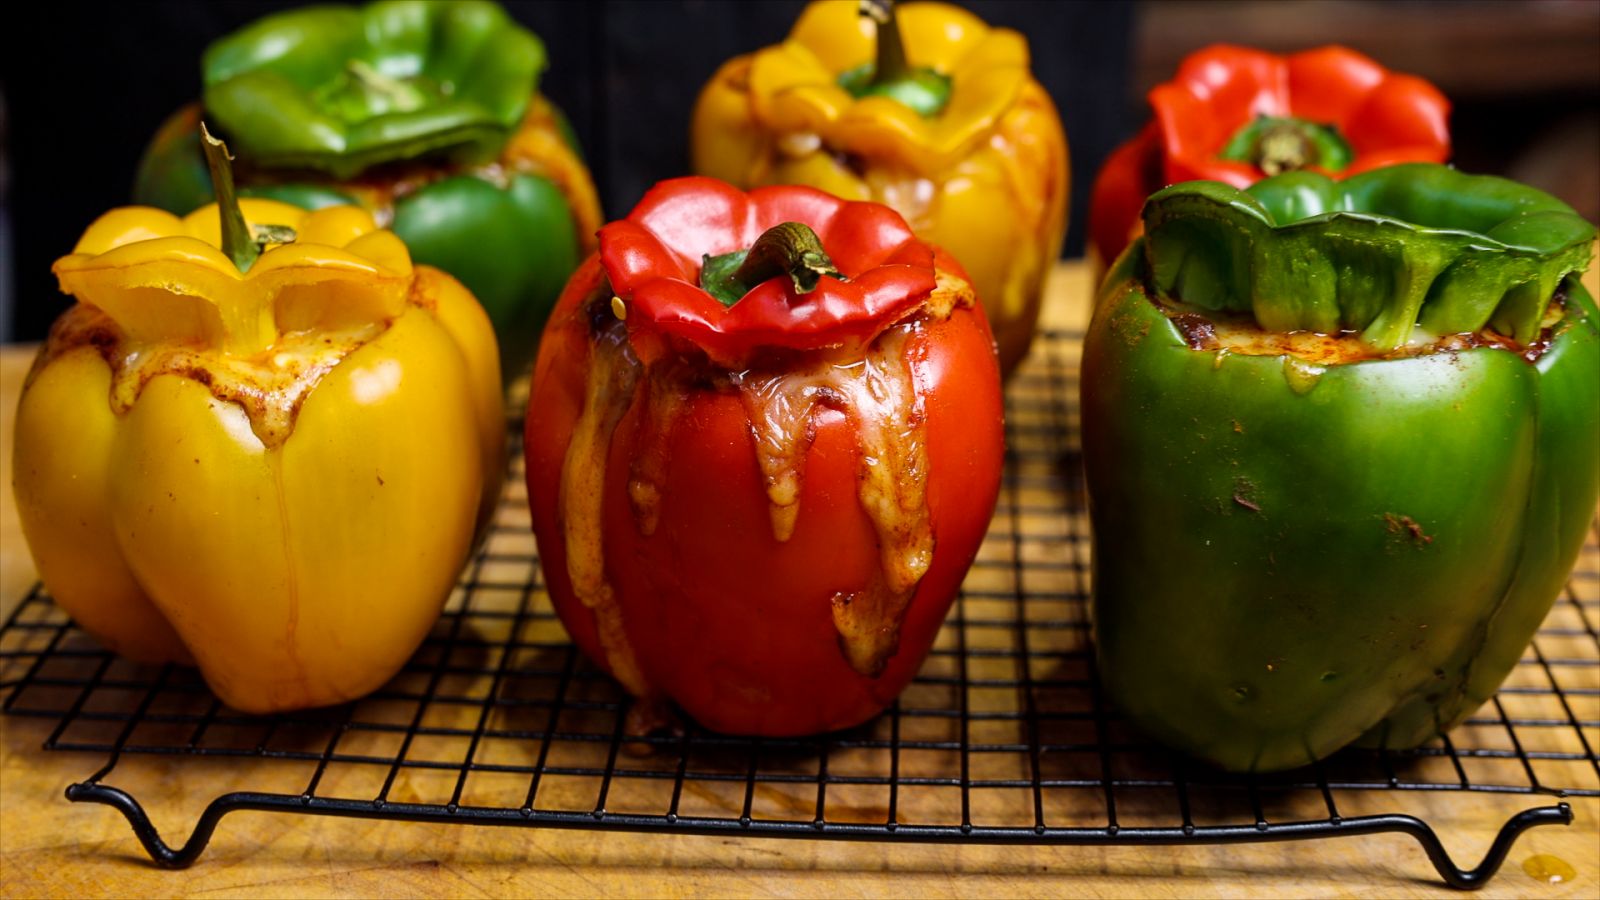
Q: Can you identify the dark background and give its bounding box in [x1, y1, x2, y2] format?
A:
[1, 0, 1596, 343]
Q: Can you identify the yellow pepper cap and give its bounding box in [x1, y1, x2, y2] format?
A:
[746, 0, 1028, 175]
[53, 200, 414, 355]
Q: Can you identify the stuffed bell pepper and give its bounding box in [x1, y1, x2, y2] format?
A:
[13, 129, 503, 713]
[525, 177, 1004, 736]
[1088, 44, 1450, 273]
[134, 0, 602, 383]
[692, 0, 1068, 378]
[1083, 163, 1598, 772]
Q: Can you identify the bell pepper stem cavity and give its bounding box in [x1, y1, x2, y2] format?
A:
[837, 0, 952, 118]
[1256, 124, 1313, 175]
[1219, 116, 1354, 176]
[700, 222, 844, 307]
[200, 123, 260, 273]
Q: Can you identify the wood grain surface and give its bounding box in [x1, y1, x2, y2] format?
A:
[1, 261, 1596, 899]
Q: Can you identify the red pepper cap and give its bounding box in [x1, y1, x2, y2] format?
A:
[1088, 44, 1452, 268]
[599, 177, 937, 364]
[1151, 44, 1450, 188]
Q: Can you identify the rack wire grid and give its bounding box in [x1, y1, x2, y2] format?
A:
[1, 327, 1596, 889]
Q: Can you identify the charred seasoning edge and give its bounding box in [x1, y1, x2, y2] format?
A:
[33, 286, 409, 448]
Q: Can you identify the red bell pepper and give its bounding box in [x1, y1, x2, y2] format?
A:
[1088, 45, 1451, 269]
[525, 177, 1004, 736]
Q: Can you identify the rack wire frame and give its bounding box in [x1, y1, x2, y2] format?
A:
[1, 329, 1596, 889]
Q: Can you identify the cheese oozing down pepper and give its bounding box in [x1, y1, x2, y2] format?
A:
[525, 177, 1005, 736]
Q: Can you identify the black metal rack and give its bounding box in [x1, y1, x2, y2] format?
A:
[2, 328, 1595, 889]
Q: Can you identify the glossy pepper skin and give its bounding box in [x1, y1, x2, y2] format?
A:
[12, 192, 503, 714]
[1087, 45, 1450, 273]
[1083, 164, 1598, 772]
[525, 177, 1004, 736]
[133, 0, 602, 384]
[691, 0, 1068, 378]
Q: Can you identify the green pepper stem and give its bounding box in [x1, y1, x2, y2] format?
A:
[732, 222, 843, 295]
[200, 123, 259, 273]
[860, 0, 911, 86]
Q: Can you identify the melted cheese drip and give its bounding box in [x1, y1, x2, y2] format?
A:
[560, 274, 973, 689]
[734, 325, 935, 676]
[558, 317, 650, 697]
[38, 303, 382, 449]
[730, 367, 832, 542]
[729, 270, 966, 547]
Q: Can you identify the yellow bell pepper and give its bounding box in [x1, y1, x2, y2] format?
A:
[12, 132, 502, 713]
[691, 0, 1069, 376]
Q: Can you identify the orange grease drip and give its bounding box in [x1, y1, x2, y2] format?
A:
[1521, 854, 1575, 884]
[558, 316, 650, 697]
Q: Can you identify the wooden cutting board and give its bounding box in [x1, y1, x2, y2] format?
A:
[1, 260, 1595, 898]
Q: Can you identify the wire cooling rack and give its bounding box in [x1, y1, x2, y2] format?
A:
[2, 328, 1596, 889]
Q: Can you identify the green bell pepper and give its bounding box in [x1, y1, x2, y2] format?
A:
[132, 0, 602, 385]
[202, 0, 542, 178]
[1082, 163, 1599, 773]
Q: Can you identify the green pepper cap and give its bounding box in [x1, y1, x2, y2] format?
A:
[1142, 164, 1596, 350]
[201, 0, 545, 180]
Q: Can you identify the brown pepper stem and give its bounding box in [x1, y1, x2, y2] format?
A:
[731, 222, 843, 295]
[859, 0, 911, 86]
